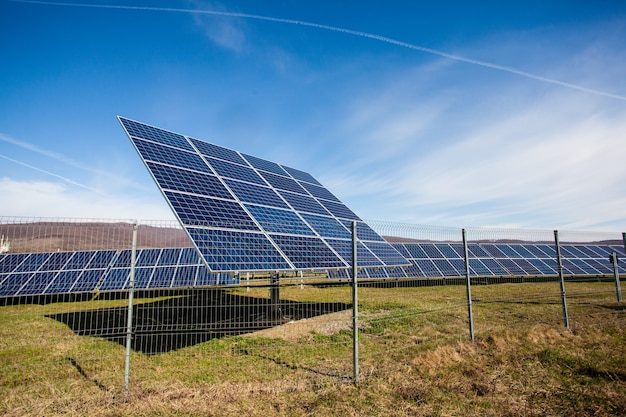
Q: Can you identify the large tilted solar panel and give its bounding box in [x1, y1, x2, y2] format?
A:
[380, 242, 625, 278]
[0, 248, 237, 298]
[118, 116, 409, 272]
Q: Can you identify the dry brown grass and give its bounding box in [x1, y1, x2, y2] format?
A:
[1, 282, 624, 416]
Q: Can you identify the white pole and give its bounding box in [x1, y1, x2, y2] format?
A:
[124, 220, 138, 392]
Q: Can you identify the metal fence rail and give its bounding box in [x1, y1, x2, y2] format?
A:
[0, 216, 623, 407]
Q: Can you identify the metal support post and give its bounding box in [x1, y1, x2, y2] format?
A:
[270, 271, 281, 320]
[462, 229, 475, 342]
[610, 253, 622, 302]
[351, 220, 359, 384]
[554, 230, 570, 330]
[124, 220, 138, 392]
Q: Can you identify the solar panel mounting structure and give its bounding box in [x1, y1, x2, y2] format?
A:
[118, 116, 409, 276]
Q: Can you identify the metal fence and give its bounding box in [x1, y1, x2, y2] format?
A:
[0, 216, 624, 412]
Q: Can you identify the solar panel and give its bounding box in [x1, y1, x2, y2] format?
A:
[119, 116, 409, 272]
[0, 247, 238, 297]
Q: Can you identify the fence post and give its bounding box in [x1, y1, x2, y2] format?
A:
[610, 253, 622, 302]
[553, 230, 570, 330]
[351, 220, 359, 384]
[124, 220, 139, 392]
[462, 229, 475, 342]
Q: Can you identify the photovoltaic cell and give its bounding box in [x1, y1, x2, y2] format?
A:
[119, 116, 408, 272]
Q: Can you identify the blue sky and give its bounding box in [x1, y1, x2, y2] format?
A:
[1, 0, 626, 232]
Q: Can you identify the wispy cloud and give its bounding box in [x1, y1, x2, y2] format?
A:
[0, 177, 175, 220]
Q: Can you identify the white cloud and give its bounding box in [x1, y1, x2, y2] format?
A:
[0, 177, 175, 221]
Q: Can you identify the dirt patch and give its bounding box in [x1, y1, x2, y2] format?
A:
[244, 309, 352, 341]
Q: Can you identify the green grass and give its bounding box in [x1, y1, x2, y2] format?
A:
[1, 281, 624, 416]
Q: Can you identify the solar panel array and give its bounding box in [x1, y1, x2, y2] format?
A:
[381, 242, 626, 278]
[0, 248, 237, 298]
[119, 117, 409, 272]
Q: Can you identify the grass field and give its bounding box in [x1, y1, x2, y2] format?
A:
[1, 280, 625, 416]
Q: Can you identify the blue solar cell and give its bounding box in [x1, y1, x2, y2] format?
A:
[39, 252, 73, 271]
[340, 221, 386, 242]
[171, 265, 199, 287]
[18, 271, 58, 295]
[299, 182, 341, 202]
[86, 250, 117, 269]
[205, 157, 266, 185]
[188, 228, 291, 271]
[157, 248, 182, 267]
[415, 259, 442, 277]
[496, 244, 523, 258]
[179, 247, 200, 265]
[189, 138, 247, 165]
[448, 259, 467, 275]
[0, 253, 28, 273]
[508, 244, 536, 259]
[363, 241, 410, 266]
[324, 239, 379, 267]
[392, 244, 411, 259]
[132, 138, 211, 173]
[147, 162, 233, 200]
[468, 244, 491, 258]
[568, 259, 601, 274]
[435, 244, 461, 259]
[524, 245, 551, 258]
[148, 266, 177, 288]
[402, 260, 423, 277]
[584, 259, 612, 274]
[0, 273, 32, 296]
[281, 165, 322, 186]
[535, 244, 556, 257]
[273, 235, 347, 269]
[497, 258, 524, 274]
[242, 153, 287, 176]
[449, 244, 466, 258]
[279, 190, 330, 216]
[420, 244, 444, 258]
[165, 191, 258, 230]
[259, 171, 307, 194]
[432, 259, 459, 276]
[71, 270, 105, 292]
[225, 179, 289, 209]
[120, 118, 194, 152]
[300, 214, 351, 239]
[576, 245, 603, 258]
[403, 244, 428, 259]
[136, 249, 161, 267]
[44, 270, 82, 294]
[481, 244, 507, 258]
[99, 268, 129, 291]
[527, 259, 556, 275]
[512, 259, 542, 275]
[480, 258, 510, 275]
[468, 259, 494, 276]
[14, 253, 49, 273]
[318, 199, 358, 220]
[133, 267, 155, 289]
[561, 259, 586, 275]
[245, 205, 315, 236]
[63, 251, 96, 270]
[560, 246, 588, 259]
[364, 268, 389, 279]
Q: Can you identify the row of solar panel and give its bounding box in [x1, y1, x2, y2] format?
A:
[0, 248, 238, 297]
[329, 243, 626, 279]
[120, 117, 409, 272]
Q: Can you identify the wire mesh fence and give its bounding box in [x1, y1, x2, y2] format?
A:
[1, 216, 624, 411]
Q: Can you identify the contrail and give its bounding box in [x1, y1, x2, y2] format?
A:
[0, 153, 103, 193]
[9, 0, 626, 101]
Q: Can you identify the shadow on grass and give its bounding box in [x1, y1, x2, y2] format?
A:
[47, 288, 350, 354]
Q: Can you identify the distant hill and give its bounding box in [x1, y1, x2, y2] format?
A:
[0, 222, 192, 253]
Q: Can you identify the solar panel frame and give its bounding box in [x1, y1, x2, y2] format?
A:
[119, 116, 408, 273]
